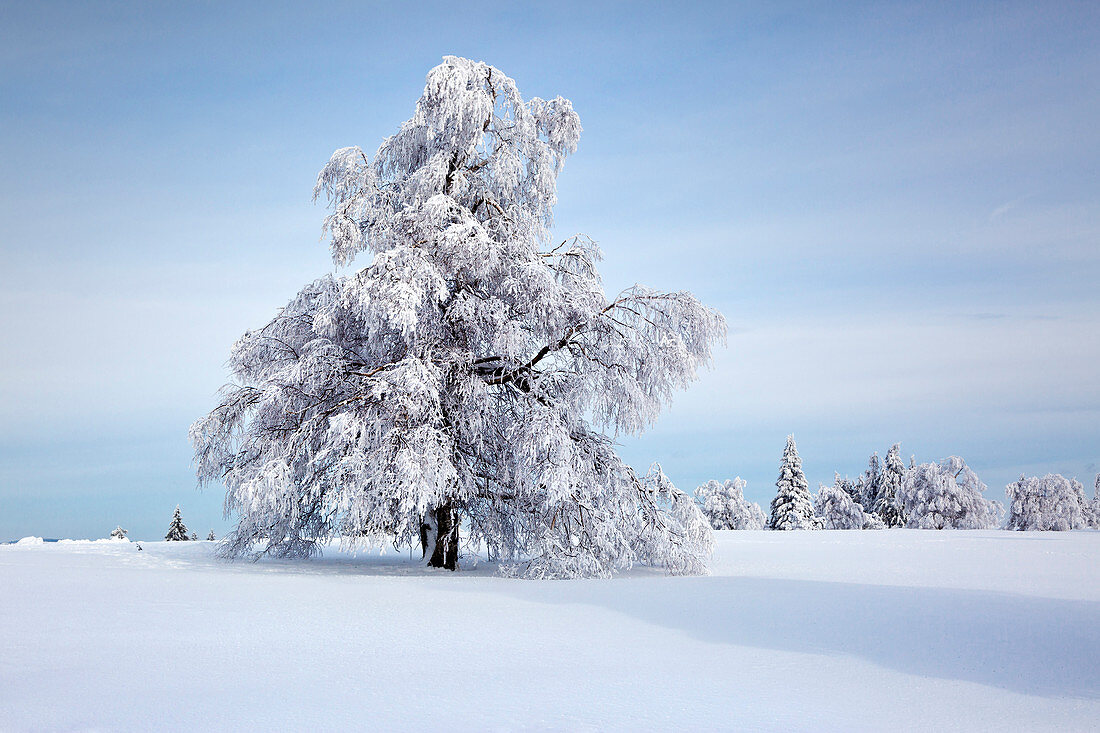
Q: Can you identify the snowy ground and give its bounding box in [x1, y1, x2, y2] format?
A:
[2, 531, 1098, 731]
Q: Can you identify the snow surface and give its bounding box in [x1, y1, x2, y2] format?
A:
[1, 530, 1098, 730]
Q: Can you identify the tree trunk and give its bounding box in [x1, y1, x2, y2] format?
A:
[421, 503, 459, 571]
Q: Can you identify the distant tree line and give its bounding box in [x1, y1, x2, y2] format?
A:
[696, 435, 1100, 531]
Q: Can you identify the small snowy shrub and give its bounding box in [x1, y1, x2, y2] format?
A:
[694, 478, 766, 530]
[899, 456, 1002, 529]
[1005, 474, 1094, 531]
[109, 526, 128, 541]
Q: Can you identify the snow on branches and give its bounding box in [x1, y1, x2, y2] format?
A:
[767, 435, 819, 530]
[1096, 474, 1100, 523]
[874, 443, 907, 528]
[815, 474, 878, 529]
[898, 456, 1003, 529]
[858, 452, 882, 511]
[694, 478, 766, 530]
[165, 506, 191, 542]
[1005, 474, 1096, 531]
[192, 57, 725, 577]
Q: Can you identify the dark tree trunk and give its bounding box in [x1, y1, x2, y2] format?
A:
[421, 503, 459, 571]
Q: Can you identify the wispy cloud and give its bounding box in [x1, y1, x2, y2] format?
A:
[988, 193, 1037, 224]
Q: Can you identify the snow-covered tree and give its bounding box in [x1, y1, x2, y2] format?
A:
[1095, 474, 1100, 527]
[191, 57, 725, 578]
[165, 506, 190, 542]
[858, 452, 882, 510]
[815, 474, 876, 529]
[190, 532, 199, 541]
[207, 530, 216, 541]
[694, 478, 766, 530]
[898, 456, 1002, 529]
[832, 473, 863, 507]
[109, 526, 128, 541]
[1074, 479, 1097, 529]
[1005, 474, 1094, 531]
[767, 435, 818, 530]
[874, 443, 907, 528]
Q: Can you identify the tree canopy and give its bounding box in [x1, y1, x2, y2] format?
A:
[191, 57, 725, 577]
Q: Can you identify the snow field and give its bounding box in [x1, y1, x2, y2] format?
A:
[1, 530, 1097, 731]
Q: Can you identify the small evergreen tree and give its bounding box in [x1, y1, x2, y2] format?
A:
[165, 505, 190, 541]
[108, 526, 128, 540]
[767, 435, 818, 530]
[694, 478, 766, 530]
[189, 531, 199, 541]
[875, 443, 906, 528]
[858, 452, 883, 510]
[207, 530, 216, 541]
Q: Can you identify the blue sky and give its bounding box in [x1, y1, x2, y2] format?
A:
[2, 1, 1098, 540]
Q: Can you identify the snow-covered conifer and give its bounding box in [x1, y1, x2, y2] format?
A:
[858, 452, 882, 510]
[191, 57, 725, 577]
[165, 506, 190, 541]
[1095, 474, 1100, 528]
[694, 478, 766, 530]
[207, 530, 216, 541]
[899, 456, 1002, 529]
[190, 532, 199, 541]
[874, 443, 907, 528]
[833, 474, 862, 506]
[109, 526, 128, 541]
[1005, 474, 1093, 531]
[767, 435, 818, 530]
[815, 474, 875, 529]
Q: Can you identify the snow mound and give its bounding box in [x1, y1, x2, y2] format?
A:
[15, 536, 44, 545]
